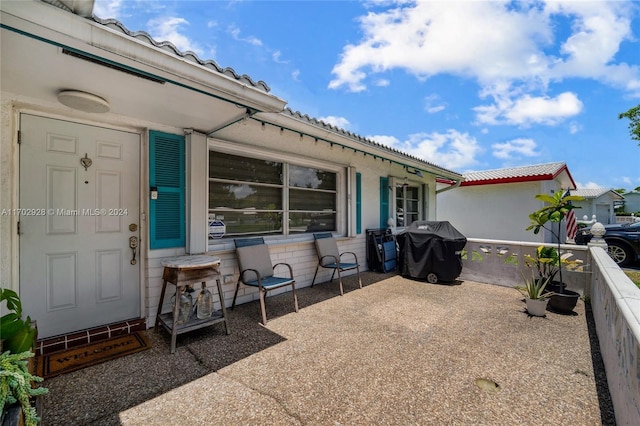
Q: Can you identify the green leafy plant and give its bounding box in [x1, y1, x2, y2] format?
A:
[1, 289, 37, 354]
[618, 103, 640, 146]
[0, 351, 47, 426]
[524, 245, 583, 284]
[516, 269, 553, 300]
[526, 190, 584, 292]
[1, 288, 47, 426]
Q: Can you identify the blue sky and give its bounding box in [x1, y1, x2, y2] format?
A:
[94, 0, 640, 191]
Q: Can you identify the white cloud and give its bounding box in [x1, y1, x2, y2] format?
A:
[329, 2, 554, 92]
[370, 130, 482, 169]
[147, 16, 203, 55]
[329, 0, 640, 122]
[319, 116, 351, 129]
[272, 51, 289, 64]
[475, 91, 583, 126]
[291, 70, 301, 81]
[492, 138, 539, 159]
[424, 94, 446, 114]
[93, 0, 124, 19]
[368, 135, 401, 148]
[577, 181, 606, 189]
[568, 122, 581, 134]
[228, 26, 262, 46]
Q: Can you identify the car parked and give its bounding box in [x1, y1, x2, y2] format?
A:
[575, 221, 640, 267]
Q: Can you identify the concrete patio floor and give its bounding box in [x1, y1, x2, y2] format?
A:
[41, 272, 615, 425]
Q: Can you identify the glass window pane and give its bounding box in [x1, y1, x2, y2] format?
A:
[290, 212, 336, 234]
[405, 186, 419, 199]
[209, 182, 282, 210]
[290, 189, 336, 211]
[210, 151, 282, 184]
[406, 200, 418, 212]
[406, 213, 418, 225]
[289, 165, 336, 190]
[209, 211, 282, 237]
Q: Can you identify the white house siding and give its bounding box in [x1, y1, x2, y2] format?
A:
[573, 190, 622, 225]
[622, 192, 640, 214]
[437, 181, 551, 242]
[1, 1, 460, 335]
[0, 97, 17, 291]
[0, 95, 374, 330]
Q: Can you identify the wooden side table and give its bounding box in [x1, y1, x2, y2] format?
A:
[155, 255, 230, 353]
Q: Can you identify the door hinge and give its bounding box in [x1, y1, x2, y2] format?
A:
[17, 130, 21, 144]
[17, 220, 20, 235]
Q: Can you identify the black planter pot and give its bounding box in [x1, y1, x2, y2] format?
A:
[548, 288, 580, 314]
[545, 281, 565, 293]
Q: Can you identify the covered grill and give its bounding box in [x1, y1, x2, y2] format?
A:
[397, 221, 467, 283]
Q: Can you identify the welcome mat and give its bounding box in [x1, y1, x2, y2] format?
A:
[37, 332, 151, 379]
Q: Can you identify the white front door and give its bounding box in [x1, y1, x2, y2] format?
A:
[19, 114, 141, 338]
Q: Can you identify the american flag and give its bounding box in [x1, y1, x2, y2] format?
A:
[564, 189, 578, 241]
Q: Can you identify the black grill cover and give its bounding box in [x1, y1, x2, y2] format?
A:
[397, 221, 467, 282]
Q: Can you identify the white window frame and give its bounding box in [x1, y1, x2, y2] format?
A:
[389, 176, 425, 230]
[206, 138, 346, 247]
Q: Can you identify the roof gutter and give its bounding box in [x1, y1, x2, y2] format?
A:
[251, 114, 463, 182]
[436, 178, 463, 194]
[207, 108, 260, 136]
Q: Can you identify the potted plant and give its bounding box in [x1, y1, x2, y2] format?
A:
[526, 190, 584, 313]
[1, 288, 47, 426]
[525, 245, 582, 291]
[516, 269, 553, 316]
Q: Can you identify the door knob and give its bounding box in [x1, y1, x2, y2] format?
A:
[129, 236, 138, 265]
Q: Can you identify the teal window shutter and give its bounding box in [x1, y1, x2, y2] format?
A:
[356, 172, 362, 234]
[379, 176, 389, 228]
[149, 131, 185, 249]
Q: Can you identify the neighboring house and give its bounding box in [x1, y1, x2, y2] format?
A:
[571, 188, 624, 225]
[436, 162, 576, 243]
[622, 191, 640, 214]
[0, 0, 463, 340]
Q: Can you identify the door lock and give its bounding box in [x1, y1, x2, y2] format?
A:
[129, 236, 138, 265]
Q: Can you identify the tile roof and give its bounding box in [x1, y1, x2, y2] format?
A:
[89, 15, 272, 93]
[43, 1, 463, 180]
[461, 162, 571, 186]
[572, 188, 624, 199]
[281, 108, 461, 177]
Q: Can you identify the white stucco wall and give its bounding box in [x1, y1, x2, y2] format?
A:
[623, 192, 640, 214]
[0, 92, 443, 330]
[574, 195, 617, 225]
[437, 181, 557, 242]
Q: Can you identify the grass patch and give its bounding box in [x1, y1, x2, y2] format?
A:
[624, 269, 640, 290]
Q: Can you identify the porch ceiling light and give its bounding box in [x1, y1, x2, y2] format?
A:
[57, 90, 110, 113]
[406, 168, 423, 178]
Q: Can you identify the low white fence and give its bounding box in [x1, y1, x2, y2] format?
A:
[459, 237, 640, 425]
[459, 238, 590, 295]
[616, 215, 640, 224]
[589, 247, 640, 425]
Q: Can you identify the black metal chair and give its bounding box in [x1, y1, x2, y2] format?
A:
[233, 237, 298, 324]
[311, 232, 362, 295]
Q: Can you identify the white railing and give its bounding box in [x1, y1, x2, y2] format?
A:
[460, 238, 590, 295]
[589, 247, 640, 425]
[459, 237, 640, 425]
[616, 214, 640, 224]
